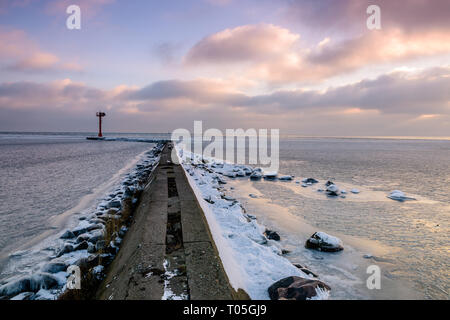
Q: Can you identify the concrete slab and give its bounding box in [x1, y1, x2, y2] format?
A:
[184, 242, 233, 300]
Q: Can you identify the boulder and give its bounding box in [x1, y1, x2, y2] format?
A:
[0, 277, 31, 297]
[293, 263, 318, 278]
[41, 261, 67, 273]
[74, 240, 89, 251]
[305, 232, 343, 252]
[326, 184, 339, 196]
[264, 230, 281, 241]
[263, 171, 278, 180]
[60, 230, 75, 239]
[88, 229, 105, 244]
[302, 178, 319, 184]
[268, 276, 330, 300]
[76, 233, 91, 244]
[10, 292, 35, 300]
[107, 200, 122, 209]
[56, 243, 74, 257]
[387, 190, 416, 201]
[250, 171, 262, 180]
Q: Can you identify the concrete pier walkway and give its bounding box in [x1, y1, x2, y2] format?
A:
[96, 143, 233, 300]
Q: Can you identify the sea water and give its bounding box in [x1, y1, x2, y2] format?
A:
[227, 137, 449, 299]
[0, 132, 165, 282]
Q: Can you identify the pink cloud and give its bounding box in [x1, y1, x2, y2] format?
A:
[185, 24, 300, 65]
[0, 28, 83, 72]
[184, 23, 450, 83]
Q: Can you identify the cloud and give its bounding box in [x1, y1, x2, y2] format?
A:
[183, 23, 450, 83]
[0, 28, 83, 72]
[185, 24, 300, 65]
[0, 66, 449, 134]
[285, 0, 450, 34]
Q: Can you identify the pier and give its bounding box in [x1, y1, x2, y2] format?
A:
[96, 143, 234, 300]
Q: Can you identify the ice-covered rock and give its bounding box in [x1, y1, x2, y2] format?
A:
[264, 230, 281, 241]
[41, 260, 67, 273]
[305, 232, 343, 252]
[56, 243, 74, 257]
[387, 190, 416, 201]
[263, 171, 278, 180]
[326, 184, 339, 196]
[60, 230, 75, 239]
[268, 276, 330, 300]
[250, 171, 262, 180]
[292, 263, 318, 278]
[10, 291, 35, 300]
[302, 178, 319, 184]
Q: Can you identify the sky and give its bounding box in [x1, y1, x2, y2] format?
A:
[0, 0, 449, 136]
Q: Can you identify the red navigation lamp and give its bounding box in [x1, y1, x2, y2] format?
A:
[96, 111, 106, 137]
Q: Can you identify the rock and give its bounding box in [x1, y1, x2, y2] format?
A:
[88, 229, 105, 244]
[326, 184, 339, 196]
[236, 170, 246, 177]
[363, 254, 373, 259]
[107, 200, 121, 209]
[56, 243, 74, 257]
[10, 291, 35, 300]
[263, 171, 278, 180]
[87, 224, 104, 232]
[279, 175, 293, 181]
[0, 277, 31, 297]
[351, 189, 360, 194]
[264, 230, 281, 241]
[74, 241, 89, 251]
[305, 232, 343, 252]
[204, 195, 215, 204]
[95, 240, 106, 251]
[293, 263, 319, 278]
[76, 233, 91, 243]
[249, 194, 258, 198]
[250, 171, 262, 180]
[325, 180, 334, 186]
[301, 183, 307, 187]
[87, 242, 96, 253]
[268, 276, 330, 300]
[118, 226, 128, 238]
[41, 261, 67, 273]
[72, 226, 88, 237]
[30, 273, 60, 291]
[387, 190, 416, 201]
[302, 178, 319, 184]
[60, 230, 75, 239]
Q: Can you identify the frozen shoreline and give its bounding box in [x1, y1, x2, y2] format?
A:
[175, 146, 330, 300]
[0, 142, 165, 300]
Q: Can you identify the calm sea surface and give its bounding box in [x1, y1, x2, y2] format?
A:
[0, 134, 448, 299]
[0, 132, 166, 280]
[230, 137, 449, 299]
